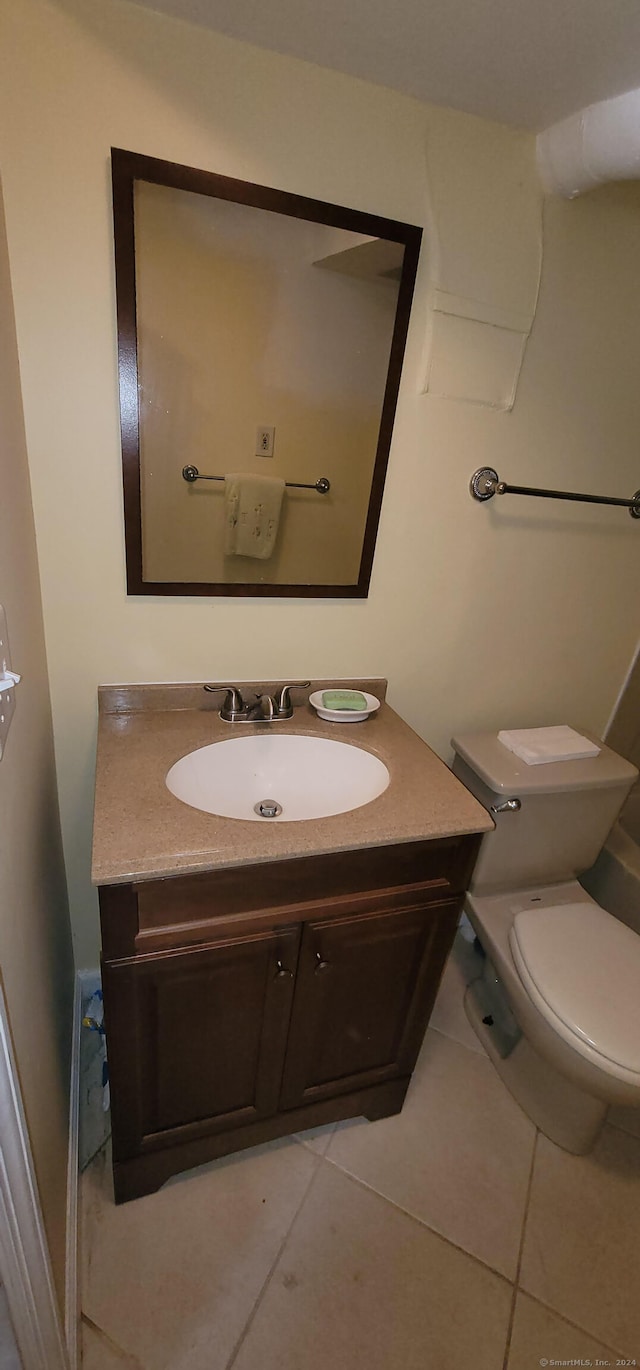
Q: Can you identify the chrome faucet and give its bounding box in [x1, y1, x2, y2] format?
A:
[204, 682, 310, 723]
[247, 693, 276, 722]
[272, 683, 310, 719]
[203, 684, 247, 721]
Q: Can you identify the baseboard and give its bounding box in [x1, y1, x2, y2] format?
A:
[64, 975, 83, 1370]
[0, 979, 68, 1370]
[64, 977, 82, 1370]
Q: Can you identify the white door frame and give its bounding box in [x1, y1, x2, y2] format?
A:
[0, 980, 69, 1370]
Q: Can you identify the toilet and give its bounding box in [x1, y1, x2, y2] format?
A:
[451, 729, 640, 1153]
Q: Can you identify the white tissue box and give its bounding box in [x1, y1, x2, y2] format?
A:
[497, 726, 601, 766]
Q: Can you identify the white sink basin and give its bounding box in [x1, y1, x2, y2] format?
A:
[165, 733, 390, 822]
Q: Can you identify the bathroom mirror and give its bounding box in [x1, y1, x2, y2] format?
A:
[111, 149, 422, 597]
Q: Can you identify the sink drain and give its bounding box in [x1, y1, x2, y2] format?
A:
[254, 798, 283, 818]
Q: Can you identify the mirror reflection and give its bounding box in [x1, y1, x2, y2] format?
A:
[112, 151, 422, 596]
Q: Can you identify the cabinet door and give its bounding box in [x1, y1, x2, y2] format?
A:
[103, 925, 300, 1160]
[279, 900, 457, 1110]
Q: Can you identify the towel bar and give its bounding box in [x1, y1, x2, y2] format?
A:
[470, 467, 640, 519]
[182, 465, 331, 494]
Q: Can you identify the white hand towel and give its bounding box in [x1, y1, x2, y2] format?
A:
[497, 726, 601, 765]
[224, 473, 285, 560]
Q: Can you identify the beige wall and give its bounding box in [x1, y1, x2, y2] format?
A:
[1, 0, 640, 969]
[0, 181, 75, 1314]
[607, 643, 640, 777]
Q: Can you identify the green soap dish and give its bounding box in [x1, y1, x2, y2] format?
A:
[322, 690, 367, 711]
[308, 690, 380, 722]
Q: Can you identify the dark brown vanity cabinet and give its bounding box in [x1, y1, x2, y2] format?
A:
[279, 904, 455, 1109]
[102, 927, 301, 1152]
[99, 835, 480, 1203]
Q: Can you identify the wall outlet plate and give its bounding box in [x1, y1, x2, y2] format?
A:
[256, 426, 275, 457]
[0, 605, 18, 760]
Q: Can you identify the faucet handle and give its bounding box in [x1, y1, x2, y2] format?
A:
[273, 682, 311, 718]
[203, 684, 246, 720]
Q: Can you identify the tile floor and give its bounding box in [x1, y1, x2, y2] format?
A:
[80, 932, 640, 1369]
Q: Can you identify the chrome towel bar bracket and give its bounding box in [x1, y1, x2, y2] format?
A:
[182, 465, 331, 494]
[470, 467, 640, 519]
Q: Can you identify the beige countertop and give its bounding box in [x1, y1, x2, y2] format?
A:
[91, 680, 492, 886]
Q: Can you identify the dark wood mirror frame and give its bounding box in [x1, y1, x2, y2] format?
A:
[111, 148, 422, 598]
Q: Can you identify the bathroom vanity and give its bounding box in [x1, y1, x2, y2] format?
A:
[92, 681, 491, 1203]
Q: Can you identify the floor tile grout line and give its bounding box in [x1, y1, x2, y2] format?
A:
[81, 1312, 147, 1368]
[429, 986, 640, 1359]
[514, 1132, 637, 1362]
[293, 1130, 335, 1156]
[518, 1290, 630, 1361]
[501, 1128, 539, 1370]
[319, 1150, 515, 1289]
[429, 1023, 488, 1059]
[223, 1150, 325, 1370]
[604, 1117, 640, 1142]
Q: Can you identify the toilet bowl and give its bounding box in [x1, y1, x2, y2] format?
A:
[451, 730, 640, 1153]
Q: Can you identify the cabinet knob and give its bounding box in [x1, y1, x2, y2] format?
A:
[315, 951, 329, 973]
[275, 959, 294, 979]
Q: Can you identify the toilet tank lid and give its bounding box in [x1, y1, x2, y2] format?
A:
[451, 730, 638, 795]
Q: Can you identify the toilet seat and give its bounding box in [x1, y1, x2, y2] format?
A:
[509, 901, 640, 1085]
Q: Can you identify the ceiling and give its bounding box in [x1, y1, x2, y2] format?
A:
[126, 0, 640, 132]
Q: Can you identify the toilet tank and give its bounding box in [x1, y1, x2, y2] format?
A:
[451, 731, 638, 895]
